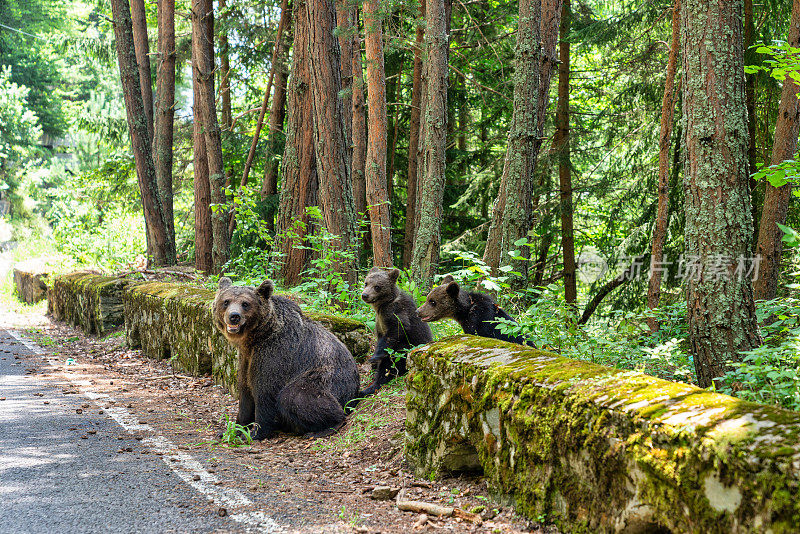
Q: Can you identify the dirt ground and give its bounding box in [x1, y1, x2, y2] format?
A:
[1, 300, 559, 534]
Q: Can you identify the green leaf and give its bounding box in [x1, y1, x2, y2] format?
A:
[482, 279, 501, 291]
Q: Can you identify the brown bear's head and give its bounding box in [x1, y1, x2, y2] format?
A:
[361, 267, 400, 306]
[416, 275, 460, 322]
[213, 277, 274, 343]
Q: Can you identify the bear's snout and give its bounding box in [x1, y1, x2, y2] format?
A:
[229, 312, 241, 325]
[361, 292, 370, 302]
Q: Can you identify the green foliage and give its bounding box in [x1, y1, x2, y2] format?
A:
[292, 206, 360, 312]
[722, 298, 800, 411]
[218, 415, 254, 447]
[43, 152, 147, 270]
[0, 66, 43, 207]
[223, 185, 278, 282]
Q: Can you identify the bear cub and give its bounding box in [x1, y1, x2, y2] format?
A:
[360, 267, 433, 396]
[214, 277, 360, 439]
[416, 275, 529, 345]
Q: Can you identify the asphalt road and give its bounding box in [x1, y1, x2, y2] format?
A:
[0, 328, 254, 534]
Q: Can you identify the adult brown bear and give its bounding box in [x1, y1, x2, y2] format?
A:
[214, 278, 360, 439]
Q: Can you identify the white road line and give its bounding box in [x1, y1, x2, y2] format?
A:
[6, 329, 283, 534]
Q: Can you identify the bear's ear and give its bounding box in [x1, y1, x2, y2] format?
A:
[446, 280, 460, 297]
[368, 266, 382, 275]
[442, 274, 455, 285]
[257, 279, 274, 301]
[218, 277, 233, 290]
[388, 268, 401, 283]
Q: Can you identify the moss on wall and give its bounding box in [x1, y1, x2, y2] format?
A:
[48, 272, 140, 335]
[405, 335, 800, 533]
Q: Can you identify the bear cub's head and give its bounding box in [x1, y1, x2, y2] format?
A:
[416, 275, 461, 322]
[213, 277, 274, 343]
[361, 267, 400, 307]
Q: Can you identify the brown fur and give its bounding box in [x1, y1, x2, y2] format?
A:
[213, 278, 360, 439]
[417, 275, 529, 345]
[360, 267, 432, 395]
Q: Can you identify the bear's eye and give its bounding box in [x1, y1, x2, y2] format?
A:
[375, 286, 382, 291]
[223, 299, 230, 307]
[242, 302, 250, 310]
[429, 299, 436, 306]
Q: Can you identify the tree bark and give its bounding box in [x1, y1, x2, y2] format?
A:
[239, 0, 290, 190]
[192, 0, 213, 273]
[410, 0, 449, 289]
[306, 0, 358, 284]
[153, 0, 177, 265]
[578, 257, 642, 325]
[277, 0, 318, 286]
[218, 0, 232, 131]
[260, 14, 292, 234]
[483, 0, 562, 276]
[556, 0, 576, 305]
[192, 0, 229, 272]
[364, 0, 392, 267]
[481, 0, 543, 284]
[110, 0, 171, 267]
[647, 0, 680, 332]
[336, 0, 354, 155]
[402, 0, 425, 269]
[130, 0, 154, 142]
[351, 12, 368, 224]
[753, 0, 800, 301]
[682, 0, 761, 388]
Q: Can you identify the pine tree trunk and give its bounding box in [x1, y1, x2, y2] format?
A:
[130, 0, 154, 142]
[261, 14, 292, 234]
[239, 0, 289, 190]
[483, 0, 561, 276]
[410, 0, 449, 289]
[482, 0, 543, 283]
[277, 0, 319, 286]
[306, 0, 358, 284]
[192, 0, 213, 273]
[110, 0, 171, 267]
[647, 0, 680, 332]
[153, 0, 177, 266]
[336, 0, 354, 156]
[753, 0, 800, 301]
[402, 0, 425, 269]
[682, 0, 761, 388]
[364, 0, 392, 267]
[387, 55, 403, 203]
[351, 13, 368, 222]
[556, 0, 576, 304]
[218, 0, 232, 131]
[192, 0, 229, 273]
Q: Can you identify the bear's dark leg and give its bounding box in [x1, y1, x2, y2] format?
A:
[236, 387, 256, 427]
[360, 353, 404, 396]
[253, 396, 278, 440]
[277, 370, 346, 435]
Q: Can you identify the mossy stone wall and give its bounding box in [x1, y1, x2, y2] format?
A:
[48, 272, 140, 335]
[405, 335, 800, 534]
[13, 266, 49, 303]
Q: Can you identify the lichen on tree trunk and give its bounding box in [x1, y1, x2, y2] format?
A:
[681, 0, 761, 387]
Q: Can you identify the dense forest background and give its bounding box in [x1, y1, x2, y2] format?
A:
[1, 0, 799, 408]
